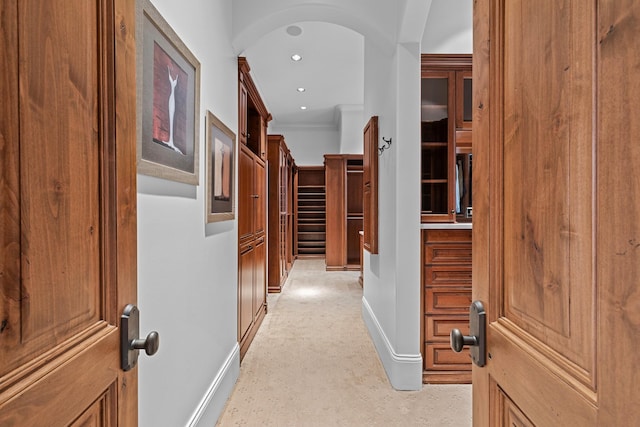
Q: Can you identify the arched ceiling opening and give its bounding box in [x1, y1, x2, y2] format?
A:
[231, 0, 431, 128]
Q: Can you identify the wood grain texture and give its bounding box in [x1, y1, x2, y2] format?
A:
[362, 116, 378, 253]
[422, 229, 472, 384]
[472, 0, 491, 422]
[324, 155, 346, 267]
[0, 0, 138, 424]
[597, 0, 640, 423]
[473, 0, 640, 425]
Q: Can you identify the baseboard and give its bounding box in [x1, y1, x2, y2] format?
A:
[361, 297, 423, 391]
[186, 343, 240, 427]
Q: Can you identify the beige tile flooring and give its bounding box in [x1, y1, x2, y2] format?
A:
[217, 259, 472, 426]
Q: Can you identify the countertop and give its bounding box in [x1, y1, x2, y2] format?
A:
[420, 222, 472, 230]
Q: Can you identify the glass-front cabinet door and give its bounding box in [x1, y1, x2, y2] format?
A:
[421, 72, 455, 222]
[421, 55, 473, 224]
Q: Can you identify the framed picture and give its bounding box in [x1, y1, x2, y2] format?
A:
[136, 0, 201, 185]
[205, 111, 235, 223]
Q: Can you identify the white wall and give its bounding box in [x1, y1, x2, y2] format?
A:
[268, 124, 339, 166]
[358, 0, 473, 391]
[269, 104, 364, 166]
[421, 0, 473, 53]
[360, 37, 423, 391]
[137, 1, 239, 426]
[337, 105, 365, 154]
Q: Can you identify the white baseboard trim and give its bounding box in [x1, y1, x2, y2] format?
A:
[362, 297, 423, 391]
[186, 343, 240, 427]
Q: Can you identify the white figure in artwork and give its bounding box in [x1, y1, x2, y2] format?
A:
[164, 65, 183, 154]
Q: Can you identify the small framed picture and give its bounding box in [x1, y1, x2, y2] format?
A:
[136, 0, 201, 184]
[205, 111, 235, 223]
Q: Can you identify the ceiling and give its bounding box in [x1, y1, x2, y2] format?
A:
[242, 21, 364, 129]
[238, 1, 472, 130]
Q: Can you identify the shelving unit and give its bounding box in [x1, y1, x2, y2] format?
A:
[420, 55, 474, 223]
[420, 54, 473, 384]
[346, 160, 363, 267]
[296, 167, 326, 257]
[325, 154, 363, 271]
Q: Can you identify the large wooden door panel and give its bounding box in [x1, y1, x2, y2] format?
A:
[474, 0, 640, 425]
[7, 0, 102, 369]
[0, 0, 137, 425]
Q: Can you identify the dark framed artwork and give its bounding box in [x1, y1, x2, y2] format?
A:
[205, 111, 235, 223]
[136, 0, 201, 185]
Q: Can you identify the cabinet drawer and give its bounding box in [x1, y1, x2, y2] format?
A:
[424, 244, 472, 264]
[423, 229, 472, 243]
[424, 343, 472, 371]
[424, 265, 472, 286]
[425, 288, 472, 314]
[425, 316, 469, 342]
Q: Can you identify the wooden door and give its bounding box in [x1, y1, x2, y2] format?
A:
[362, 116, 378, 254]
[473, 1, 640, 425]
[0, 0, 137, 425]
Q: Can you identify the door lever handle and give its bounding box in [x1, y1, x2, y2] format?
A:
[450, 329, 477, 352]
[450, 300, 486, 367]
[121, 304, 160, 371]
[131, 331, 159, 356]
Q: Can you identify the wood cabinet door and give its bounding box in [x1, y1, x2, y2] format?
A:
[254, 158, 266, 236]
[238, 145, 254, 242]
[253, 238, 266, 318]
[362, 116, 378, 253]
[0, 0, 137, 425]
[474, 1, 640, 425]
[238, 244, 255, 342]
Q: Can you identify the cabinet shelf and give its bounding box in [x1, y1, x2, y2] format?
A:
[296, 167, 326, 257]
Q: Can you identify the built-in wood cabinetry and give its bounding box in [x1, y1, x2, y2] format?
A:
[422, 228, 472, 384]
[363, 116, 379, 254]
[420, 55, 473, 383]
[267, 134, 296, 293]
[421, 55, 472, 223]
[238, 57, 270, 360]
[325, 154, 363, 271]
[296, 167, 326, 257]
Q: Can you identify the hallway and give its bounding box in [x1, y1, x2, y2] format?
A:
[217, 259, 471, 426]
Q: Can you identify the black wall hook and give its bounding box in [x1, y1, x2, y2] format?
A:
[379, 137, 392, 155]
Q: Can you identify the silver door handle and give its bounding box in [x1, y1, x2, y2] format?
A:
[450, 300, 486, 367]
[121, 304, 160, 371]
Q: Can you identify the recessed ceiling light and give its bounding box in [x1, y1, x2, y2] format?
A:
[291, 54, 302, 62]
[286, 25, 303, 37]
[300, 106, 307, 110]
[297, 87, 306, 92]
